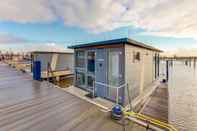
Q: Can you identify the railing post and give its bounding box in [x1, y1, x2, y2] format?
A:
[116, 87, 119, 104]
[166, 60, 169, 82]
[93, 80, 95, 98]
[127, 83, 132, 111]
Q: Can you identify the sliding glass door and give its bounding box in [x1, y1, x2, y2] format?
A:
[107, 48, 124, 103]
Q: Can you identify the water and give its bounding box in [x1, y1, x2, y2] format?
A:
[164, 61, 197, 131]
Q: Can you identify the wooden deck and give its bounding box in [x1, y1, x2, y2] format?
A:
[0, 62, 146, 131]
[3, 60, 31, 72]
[140, 83, 168, 122]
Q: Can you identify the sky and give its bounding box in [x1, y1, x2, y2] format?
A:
[0, 0, 197, 54]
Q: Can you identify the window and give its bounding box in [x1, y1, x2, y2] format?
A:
[108, 50, 120, 86]
[76, 72, 85, 86]
[76, 51, 85, 68]
[87, 51, 95, 73]
[135, 52, 140, 61]
[133, 51, 141, 62]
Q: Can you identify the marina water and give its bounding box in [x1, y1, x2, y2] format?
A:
[161, 60, 197, 131]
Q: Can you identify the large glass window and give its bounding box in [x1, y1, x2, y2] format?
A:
[76, 72, 85, 86]
[87, 51, 95, 73]
[108, 50, 120, 87]
[76, 51, 85, 68]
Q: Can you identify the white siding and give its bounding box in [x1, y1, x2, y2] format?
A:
[125, 44, 157, 104]
[34, 53, 53, 71]
[33, 53, 73, 72]
[55, 53, 74, 72]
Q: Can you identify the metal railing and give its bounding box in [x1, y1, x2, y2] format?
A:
[94, 81, 126, 104]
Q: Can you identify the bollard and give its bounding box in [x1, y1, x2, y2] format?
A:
[33, 61, 41, 81]
[111, 104, 123, 120]
[166, 60, 169, 82]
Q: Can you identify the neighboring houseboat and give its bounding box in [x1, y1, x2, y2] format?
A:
[2, 53, 32, 72]
[69, 38, 162, 106]
[31, 50, 74, 79]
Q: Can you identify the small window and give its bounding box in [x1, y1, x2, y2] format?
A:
[133, 51, 140, 62]
[136, 52, 140, 61]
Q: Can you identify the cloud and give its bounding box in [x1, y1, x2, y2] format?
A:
[27, 43, 73, 53]
[0, 0, 56, 23]
[0, 0, 197, 38]
[0, 33, 28, 44]
[161, 48, 197, 57]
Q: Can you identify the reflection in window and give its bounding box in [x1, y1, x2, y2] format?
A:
[76, 51, 85, 68]
[87, 76, 94, 88]
[87, 52, 95, 73]
[76, 72, 85, 86]
[108, 50, 120, 87]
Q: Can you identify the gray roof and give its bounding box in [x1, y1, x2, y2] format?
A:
[68, 38, 162, 52]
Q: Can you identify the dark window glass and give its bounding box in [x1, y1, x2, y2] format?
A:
[136, 52, 140, 61]
[133, 51, 141, 62]
[87, 52, 95, 73]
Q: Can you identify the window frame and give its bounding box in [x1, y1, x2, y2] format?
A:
[75, 50, 86, 69]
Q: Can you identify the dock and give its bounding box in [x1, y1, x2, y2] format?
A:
[3, 59, 31, 72]
[0, 62, 146, 131]
[140, 83, 168, 122]
[41, 69, 73, 79]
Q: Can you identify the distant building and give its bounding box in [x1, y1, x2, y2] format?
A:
[31, 50, 74, 79]
[69, 38, 162, 106]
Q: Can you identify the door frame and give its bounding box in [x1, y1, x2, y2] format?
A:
[106, 47, 125, 104]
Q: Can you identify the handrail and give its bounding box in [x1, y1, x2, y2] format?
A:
[95, 81, 126, 104]
[95, 81, 126, 89]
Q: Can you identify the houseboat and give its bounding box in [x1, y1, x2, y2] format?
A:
[31, 50, 74, 79]
[69, 38, 162, 106]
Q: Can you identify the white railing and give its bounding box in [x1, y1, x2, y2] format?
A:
[94, 81, 126, 104]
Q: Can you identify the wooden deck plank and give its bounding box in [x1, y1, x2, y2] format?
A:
[140, 84, 168, 122]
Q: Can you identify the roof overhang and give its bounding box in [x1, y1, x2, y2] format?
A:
[68, 38, 163, 52]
